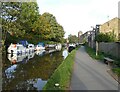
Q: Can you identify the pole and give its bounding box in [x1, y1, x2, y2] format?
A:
[96, 41, 98, 56]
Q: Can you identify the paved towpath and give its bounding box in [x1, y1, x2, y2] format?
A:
[70, 46, 118, 90]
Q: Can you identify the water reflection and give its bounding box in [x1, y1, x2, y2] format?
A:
[62, 49, 68, 59]
[8, 52, 35, 64]
[15, 78, 47, 90]
[33, 78, 47, 90]
[35, 50, 45, 56]
[2, 49, 64, 91]
[5, 64, 17, 79]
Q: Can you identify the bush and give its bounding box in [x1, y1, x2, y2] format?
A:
[95, 32, 117, 42]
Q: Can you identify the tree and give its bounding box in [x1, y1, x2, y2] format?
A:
[17, 2, 39, 35]
[1, 2, 65, 48]
[51, 24, 65, 42]
[33, 12, 65, 42]
[1, 2, 40, 45]
[68, 34, 78, 43]
[1, 2, 25, 48]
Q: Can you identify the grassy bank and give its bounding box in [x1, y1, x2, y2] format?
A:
[85, 45, 104, 60]
[43, 47, 79, 91]
[112, 68, 120, 76]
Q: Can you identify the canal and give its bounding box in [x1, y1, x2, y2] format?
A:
[2, 49, 68, 90]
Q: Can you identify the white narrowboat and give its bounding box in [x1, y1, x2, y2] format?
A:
[26, 44, 35, 53]
[8, 52, 35, 64]
[35, 45, 45, 51]
[55, 43, 62, 51]
[7, 43, 26, 54]
[8, 43, 35, 54]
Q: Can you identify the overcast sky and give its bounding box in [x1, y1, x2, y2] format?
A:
[36, 0, 119, 38]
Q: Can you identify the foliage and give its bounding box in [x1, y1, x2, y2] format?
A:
[33, 12, 65, 42]
[68, 34, 78, 43]
[1, 2, 40, 45]
[85, 45, 104, 60]
[82, 38, 87, 44]
[112, 68, 120, 76]
[43, 47, 79, 90]
[95, 32, 117, 42]
[1, 2, 21, 45]
[1, 2, 65, 48]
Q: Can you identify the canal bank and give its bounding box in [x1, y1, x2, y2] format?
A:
[43, 47, 79, 90]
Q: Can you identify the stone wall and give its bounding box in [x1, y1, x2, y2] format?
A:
[98, 42, 120, 59]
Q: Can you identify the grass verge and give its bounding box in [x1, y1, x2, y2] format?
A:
[85, 45, 104, 60]
[112, 68, 120, 77]
[43, 47, 79, 91]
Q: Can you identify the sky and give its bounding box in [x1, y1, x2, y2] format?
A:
[36, 0, 119, 38]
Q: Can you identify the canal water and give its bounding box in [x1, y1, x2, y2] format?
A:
[2, 49, 68, 91]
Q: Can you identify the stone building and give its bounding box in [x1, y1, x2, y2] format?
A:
[80, 31, 92, 43]
[99, 17, 120, 41]
[88, 31, 95, 48]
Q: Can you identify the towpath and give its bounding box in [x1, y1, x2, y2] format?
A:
[70, 46, 118, 90]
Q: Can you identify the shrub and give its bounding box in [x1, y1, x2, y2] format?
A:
[95, 31, 117, 42]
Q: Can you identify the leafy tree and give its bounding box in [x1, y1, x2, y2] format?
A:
[1, 2, 40, 46]
[1, 2, 21, 45]
[68, 34, 78, 43]
[1, 2, 65, 49]
[33, 12, 65, 42]
[51, 24, 65, 42]
[17, 2, 39, 34]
